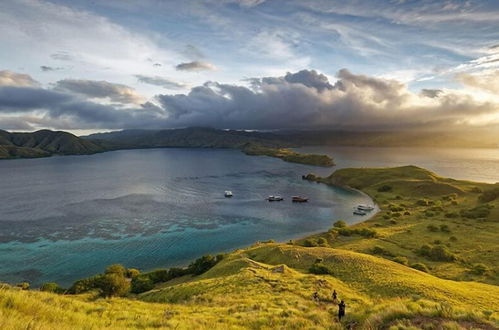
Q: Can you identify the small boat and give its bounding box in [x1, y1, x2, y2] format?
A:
[267, 195, 284, 202]
[224, 190, 233, 198]
[353, 210, 367, 216]
[292, 196, 308, 203]
[357, 204, 374, 211]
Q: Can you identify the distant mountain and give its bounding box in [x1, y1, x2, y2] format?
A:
[0, 130, 104, 159]
[84, 127, 291, 149]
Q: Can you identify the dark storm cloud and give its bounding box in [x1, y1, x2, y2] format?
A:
[175, 61, 216, 71]
[156, 69, 497, 130]
[55, 79, 144, 104]
[0, 69, 497, 131]
[135, 75, 188, 89]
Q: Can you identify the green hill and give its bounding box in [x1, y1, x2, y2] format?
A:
[0, 129, 104, 159]
[304, 166, 499, 286]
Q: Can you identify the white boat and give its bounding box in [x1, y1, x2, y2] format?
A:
[224, 190, 233, 198]
[357, 204, 374, 211]
[267, 195, 284, 202]
[353, 210, 367, 216]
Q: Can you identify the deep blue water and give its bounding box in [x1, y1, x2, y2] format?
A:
[0, 148, 371, 286]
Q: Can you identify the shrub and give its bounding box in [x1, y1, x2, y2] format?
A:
[383, 215, 390, 220]
[444, 212, 459, 218]
[393, 256, 409, 266]
[471, 263, 489, 275]
[404, 211, 411, 216]
[460, 204, 492, 219]
[377, 185, 392, 192]
[148, 269, 170, 283]
[416, 199, 430, 206]
[479, 187, 499, 203]
[316, 237, 328, 247]
[97, 273, 130, 297]
[69, 276, 100, 294]
[338, 227, 377, 238]
[371, 246, 395, 257]
[126, 268, 141, 279]
[449, 236, 458, 242]
[303, 239, 319, 247]
[392, 212, 401, 218]
[131, 275, 154, 294]
[309, 262, 333, 275]
[40, 282, 64, 293]
[425, 211, 435, 217]
[427, 224, 439, 232]
[389, 219, 397, 224]
[440, 224, 450, 232]
[411, 263, 429, 272]
[105, 264, 127, 277]
[187, 254, 224, 275]
[16, 282, 30, 290]
[333, 220, 347, 228]
[418, 244, 456, 262]
[470, 186, 482, 193]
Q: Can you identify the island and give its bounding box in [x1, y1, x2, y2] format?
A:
[1, 166, 498, 329]
[242, 142, 335, 167]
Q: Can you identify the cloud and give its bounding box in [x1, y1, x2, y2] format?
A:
[175, 61, 216, 71]
[420, 89, 443, 98]
[135, 75, 189, 90]
[457, 70, 499, 94]
[0, 70, 39, 87]
[0, 69, 498, 131]
[40, 66, 63, 72]
[50, 51, 74, 61]
[55, 79, 145, 104]
[156, 69, 499, 130]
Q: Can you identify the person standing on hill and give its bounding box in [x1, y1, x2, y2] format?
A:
[338, 300, 346, 321]
[332, 289, 337, 301]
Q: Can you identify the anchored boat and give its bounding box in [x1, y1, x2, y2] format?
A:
[267, 195, 284, 201]
[224, 190, 233, 198]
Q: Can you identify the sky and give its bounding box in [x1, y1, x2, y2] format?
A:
[1, 0, 499, 135]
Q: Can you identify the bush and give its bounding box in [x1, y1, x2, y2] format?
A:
[371, 246, 395, 257]
[404, 211, 411, 216]
[393, 256, 409, 265]
[105, 264, 127, 277]
[333, 220, 347, 228]
[377, 185, 392, 192]
[471, 263, 489, 275]
[440, 224, 450, 233]
[425, 211, 435, 217]
[411, 263, 429, 272]
[427, 224, 439, 232]
[148, 269, 170, 283]
[126, 268, 140, 279]
[131, 275, 154, 294]
[416, 199, 430, 206]
[309, 262, 333, 275]
[187, 254, 224, 275]
[303, 239, 319, 247]
[97, 273, 130, 297]
[69, 276, 100, 294]
[449, 236, 458, 242]
[444, 212, 459, 218]
[337, 227, 377, 238]
[460, 204, 492, 219]
[316, 237, 329, 247]
[40, 282, 64, 293]
[16, 282, 30, 290]
[470, 187, 482, 193]
[479, 187, 499, 203]
[418, 244, 456, 262]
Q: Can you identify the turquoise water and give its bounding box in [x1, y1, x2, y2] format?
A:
[0, 148, 371, 286]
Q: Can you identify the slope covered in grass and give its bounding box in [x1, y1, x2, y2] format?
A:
[304, 165, 499, 286]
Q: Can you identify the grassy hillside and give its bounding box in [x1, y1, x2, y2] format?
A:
[242, 143, 334, 167]
[304, 166, 499, 285]
[1, 243, 498, 329]
[0, 130, 104, 159]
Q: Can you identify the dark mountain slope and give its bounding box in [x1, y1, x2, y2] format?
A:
[0, 130, 104, 159]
